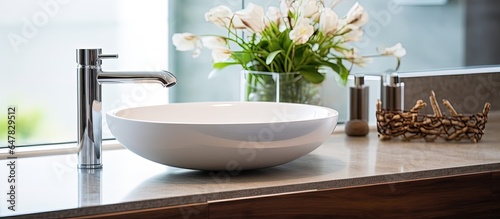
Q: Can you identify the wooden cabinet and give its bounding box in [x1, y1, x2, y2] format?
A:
[75, 171, 498, 219]
[209, 172, 492, 219]
[493, 171, 500, 218]
[73, 203, 208, 219]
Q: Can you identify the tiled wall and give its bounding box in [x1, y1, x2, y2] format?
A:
[402, 73, 500, 114]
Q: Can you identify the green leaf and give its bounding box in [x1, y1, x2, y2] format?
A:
[320, 60, 339, 72]
[258, 40, 270, 51]
[213, 62, 239, 70]
[319, 60, 349, 85]
[231, 52, 253, 66]
[280, 29, 292, 50]
[292, 46, 307, 66]
[338, 62, 350, 85]
[268, 37, 281, 52]
[266, 50, 282, 65]
[300, 69, 325, 84]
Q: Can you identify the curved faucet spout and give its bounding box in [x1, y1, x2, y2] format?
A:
[77, 48, 177, 169]
[98, 70, 177, 87]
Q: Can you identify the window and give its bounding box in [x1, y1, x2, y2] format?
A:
[0, 0, 169, 148]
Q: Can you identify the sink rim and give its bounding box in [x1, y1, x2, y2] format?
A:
[107, 101, 339, 125]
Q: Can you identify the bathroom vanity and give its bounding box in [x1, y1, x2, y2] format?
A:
[1, 112, 500, 218]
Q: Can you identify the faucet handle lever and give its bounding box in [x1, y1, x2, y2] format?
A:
[98, 54, 119, 59]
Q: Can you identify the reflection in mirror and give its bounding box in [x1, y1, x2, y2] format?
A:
[170, 0, 500, 82]
[169, 0, 500, 122]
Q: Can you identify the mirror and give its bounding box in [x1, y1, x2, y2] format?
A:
[169, 0, 500, 103]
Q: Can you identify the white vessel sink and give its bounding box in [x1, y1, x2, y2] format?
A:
[107, 102, 338, 170]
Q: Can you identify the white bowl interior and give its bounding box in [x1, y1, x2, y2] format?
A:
[114, 102, 336, 124]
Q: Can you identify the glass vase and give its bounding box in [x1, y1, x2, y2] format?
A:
[240, 70, 323, 105]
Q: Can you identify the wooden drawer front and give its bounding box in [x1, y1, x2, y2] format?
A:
[209, 173, 491, 219]
[493, 171, 500, 218]
[73, 203, 208, 219]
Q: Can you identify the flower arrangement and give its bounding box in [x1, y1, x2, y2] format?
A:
[172, 0, 406, 103]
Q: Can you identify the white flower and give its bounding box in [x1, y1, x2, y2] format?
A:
[300, 0, 322, 19]
[289, 17, 314, 44]
[280, 0, 293, 16]
[339, 24, 363, 42]
[344, 28, 363, 42]
[265, 6, 282, 27]
[319, 7, 339, 36]
[341, 48, 356, 58]
[343, 2, 368, 26]
[305, 0, 322, 17]
[287, 0, 322, 18]
[212, 47, 232, 62]
[380, 43, 407, 58]
[342, 48, 372, 67]
[172, 33, 198, 51]
[172, 33, 202, 57]
[205, 5, 233, 28]
[201, 36, 227, 49]
[235, 3, 266, 33]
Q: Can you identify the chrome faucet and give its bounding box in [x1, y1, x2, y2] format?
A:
[76, 48, 176, 169]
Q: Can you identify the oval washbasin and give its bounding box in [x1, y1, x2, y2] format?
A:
[106, 102, 338, 170]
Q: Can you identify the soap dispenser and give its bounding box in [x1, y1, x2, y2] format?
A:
[345, 75, 369, 137]
[381, 72, 404, 111]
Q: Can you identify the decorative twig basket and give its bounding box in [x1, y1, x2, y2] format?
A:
[376, 91, 491, 143]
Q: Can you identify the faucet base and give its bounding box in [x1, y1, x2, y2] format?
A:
[78, 164, 103, 169]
